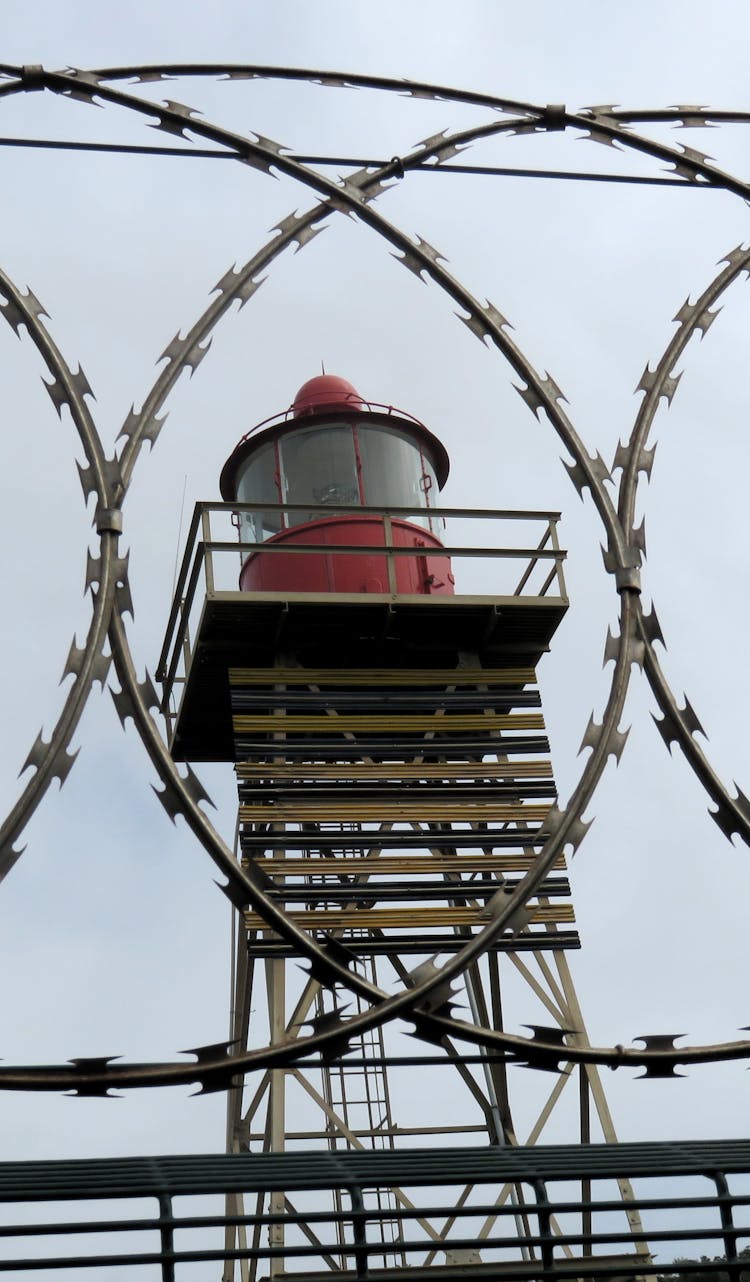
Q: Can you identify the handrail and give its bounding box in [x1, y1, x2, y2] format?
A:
[232, 397, 447, 446]
[157, 501, 568, 721]
[181, 499, 564, 521]
[0, 1140, 747, 1277]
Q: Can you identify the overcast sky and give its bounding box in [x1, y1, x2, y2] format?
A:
[1, 0, 750, 1186]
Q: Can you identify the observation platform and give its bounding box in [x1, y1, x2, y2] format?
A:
[157, 502, 568, 761]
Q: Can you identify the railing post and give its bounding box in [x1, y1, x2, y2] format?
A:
[382, 514, 397, 595]
[157, 1193, 175, 1282]
[579, 1065, 592, 1256]
[548, 517, 566, 600]
[713, 1172, 741, 1282]
[531, 1179, 554, 1279]
[201, 507, 215, 595]
[349, 1184, 369, 1279]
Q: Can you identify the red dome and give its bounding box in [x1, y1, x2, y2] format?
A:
[292, 374, 364, 417]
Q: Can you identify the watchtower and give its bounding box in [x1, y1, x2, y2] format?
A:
[159, 374, 646, 1276]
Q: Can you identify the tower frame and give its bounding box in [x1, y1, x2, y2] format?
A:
[159, 490, 649, 1275]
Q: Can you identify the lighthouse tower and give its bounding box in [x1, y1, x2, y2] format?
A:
[159, 375, 647, 1275]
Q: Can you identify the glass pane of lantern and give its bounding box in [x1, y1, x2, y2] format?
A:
[356, 425, 434, 528]
[280, 425, 359, 526]
[235, 443, 282, 543]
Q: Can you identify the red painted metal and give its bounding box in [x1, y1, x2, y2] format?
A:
[239, 514, 454, 596]
[223, 375, 455, 598]
[292, 374, 364, 416]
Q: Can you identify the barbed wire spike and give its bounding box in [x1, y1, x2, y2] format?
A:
[151, 778, 184, 824]
[603, 626, 621, 667]
[190, 1074, 242, 1097]
[138, 672, 161, 713]
[641, 603, 666, 648]
[676, 143, 714, 167]
[147, 100, 202, 139]
[303, 1010, 355, 1060]
[579, 127, 623, 150]
[60, 638, 111, 688]
[413, 235, 447, 266]
[633, 1033, 687, 1079]
[71, 365, 95, 402]
[110, 683, 135, 728]
[181, 763, 216, 811]
[130, 70, 174, 84]
[117, 406, 168, 447]
[393, 248, 430, 283]
[158, 332, 212, 376]
[211, 265, 267, 308]
[19, 731, 79, 787]
[486, 891, 536, 935]
[578, 713, 630, 763]
[612, 439, 657, 479]
[65, 1056, 122, 1098]
[19, 730, 49, 778]
[61, 639, 87, 683]
[414, 128, 451, 154]
[581, 104, 621, 117]
[669, 104, 713, 128]
[523, 1025, 576, 1046]
[515, 374, 567, 419]
[719, 244, 750, 271]
[516, 1026, 576, 1074]
[215, 877, 249, 909]
[710, 787, 750, 843]
[405, 960, 460, 1018]
[269, 213, 324, 254]
[652, 708, 680, 752]
[457, 309, 492, 342]
[681, 697, 707, 739]
[539, 804, 594, 856]
[695, 305, 721, 337]
[635, 364, 683, 404]
[632, 517, 647, 556]
[0, 298, 28, 336]
[562, 451, 611, 500]
[0, 841, 26, 880]
[482, 300, 512, 330]
[42, 375, 68, 417]
[181, 1041, 238, 1063]
[84, 552, 102, 593]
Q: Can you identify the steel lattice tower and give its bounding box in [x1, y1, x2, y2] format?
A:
[165, 372, 648, 1276]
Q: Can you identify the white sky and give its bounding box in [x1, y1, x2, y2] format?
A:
[1, 0, 750, 1176]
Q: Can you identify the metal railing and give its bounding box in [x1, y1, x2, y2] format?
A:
[156, 500, 567, 721]
[1, 1140, 749, 1277]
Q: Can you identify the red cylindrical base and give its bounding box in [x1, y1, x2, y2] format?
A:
[239, 515, 454, 596]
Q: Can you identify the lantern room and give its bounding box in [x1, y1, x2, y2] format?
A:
[159, 372, 569, 760]
[219, 374, 454, 596]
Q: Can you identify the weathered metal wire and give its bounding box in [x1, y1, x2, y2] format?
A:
[0, 65, 749, 1087]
